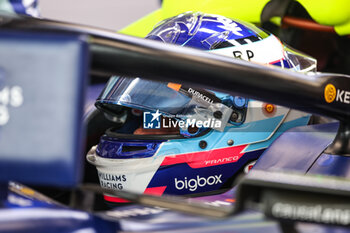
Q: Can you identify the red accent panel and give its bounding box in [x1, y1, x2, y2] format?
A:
[161, 145, 247, 168]
[269, 59, 284, 65]
[104, 195, 130, 203]
[144, 186, 167, 196]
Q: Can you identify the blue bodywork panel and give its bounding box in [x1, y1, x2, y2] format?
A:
[0, 184, 118, 233]
[308, 153, 350, 177]
[0, 30, 88, 187]
[252, 121, 350, 179]
[254, 122, 339, 173]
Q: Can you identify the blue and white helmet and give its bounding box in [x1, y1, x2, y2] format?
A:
[87, 12, 316, 202]
[0, 0, 40, 17]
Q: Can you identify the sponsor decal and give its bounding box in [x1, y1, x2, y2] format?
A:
[204, 155, 240, 166]
[216, 19, 243, 36]
[205, 200, 230, 207]
[336, 89, 350, 104]
[175, 174, 222, 192]
[324, 83, 350, 104]
[106, 207, 166, 218]
[262, 103, 276, 117]
[98, 171, 126, 191]
[233, 50, 254, 60]
[8, 194, 32, 207]
[167, 83, 221, 105]
[209, 35, 284, 64]
[18, 187, 35, 196]
[271, 202, 350, 225]
[324, 84, 337, 103]
[187, 87, 215, 104]
[0, 68, 24, 126]
[204, 200, 234, 207]
[161, 144, 247, 168]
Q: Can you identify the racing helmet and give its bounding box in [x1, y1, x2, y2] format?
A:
[87, 12, 316, 202]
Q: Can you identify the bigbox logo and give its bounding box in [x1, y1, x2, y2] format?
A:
[175, 174, 223, 192]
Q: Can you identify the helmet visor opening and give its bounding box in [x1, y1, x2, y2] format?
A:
[96, 76, 232, 131]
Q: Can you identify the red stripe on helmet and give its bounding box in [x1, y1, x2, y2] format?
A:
[161, 144, 247, 168]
